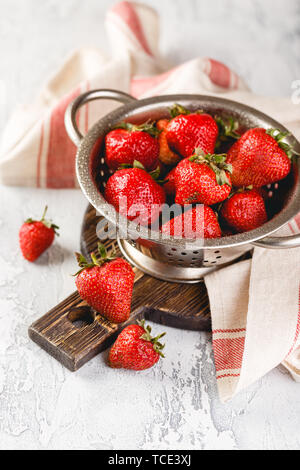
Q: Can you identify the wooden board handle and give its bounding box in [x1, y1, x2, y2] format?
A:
[29, 291, 146, 371]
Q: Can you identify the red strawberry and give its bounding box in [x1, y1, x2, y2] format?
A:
[226, 128, 296, 188]
[174, 151, 232, 205]
[105, 121, 159, 171]
[161, 205, 221, 239]
[163, 167, 177, 197]
[220, 188, 267, 233]
[75, 243, 135, 324]
[156, 118, 181, 166]
[104, 161, 166, 226]
[166, 104, 219, 158]
[19, 206, 59, 262]
[108, 320, 165, 370]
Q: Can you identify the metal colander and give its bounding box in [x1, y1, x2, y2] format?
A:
[65, 90, 300, 283]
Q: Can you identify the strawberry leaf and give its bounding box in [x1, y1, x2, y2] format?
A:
[169, 103, 191, 118]
[215, 116, 240, 146]
[73, 243, 115, 276]
[266, 128, 300, 159]
[24, 206, 59, 235]
[133, 160, 146, 170]
[190, 150, 232, 186]
[137, 319, 166, 357]
[113, 120, 161, 138]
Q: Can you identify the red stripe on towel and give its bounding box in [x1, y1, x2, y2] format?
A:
[46, 87, 80, 188]
[207, 58, 232, 89]
[111, 1, 153, 56]
[213, 328, 246, 334]
[213, 336, 245, 372]
[217, 373, 240, 380]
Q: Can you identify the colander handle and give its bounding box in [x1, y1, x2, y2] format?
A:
[252, 232, 300, 249]
[65, 89, 137, 147]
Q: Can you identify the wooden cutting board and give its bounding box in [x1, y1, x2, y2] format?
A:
[28, 205, 211, 371]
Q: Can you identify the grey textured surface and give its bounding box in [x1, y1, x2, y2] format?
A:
[0, 0, 300, 450]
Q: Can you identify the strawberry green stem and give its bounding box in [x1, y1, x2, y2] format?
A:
[169, 103, 203, 119]
[120, 160, 165, 184]
[215, 116, 240, 141]
[266, 128, 300, 159]
[138, 319, 166, 358]
[74, 243, 115, 276]
[189, 149, 232, 186]
[25, 205, 59, 235]
[41, 205, 48, 221]
[113, 120, 160, 138]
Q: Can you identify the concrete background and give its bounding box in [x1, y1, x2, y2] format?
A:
[0, 0, 300, 450]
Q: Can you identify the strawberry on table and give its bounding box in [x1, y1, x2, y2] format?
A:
[108, 320, 165, 370]
[104, 161, 166, 226]
[226, 128, 298, 188]
[161, 205, 221, 239]
[105, 121, 160, 171]
[166, 104, 219, 158]
[156, 118, 181, 166]
[74, 243, 135, 324]
[174, 150, 232, 206]
[220, 188, 267, 233]
[19, 206, 59, 262]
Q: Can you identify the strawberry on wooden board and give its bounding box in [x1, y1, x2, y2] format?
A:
[108, 320, 165, 370]
[74, 243, 135, 324]
[161, 205, 221, 239]
[174, 150, 232, 206]
[105, 121, 160, 171]
[19, 206, 59, 262]
[104, 161, 166, 226]
[226, 128, 298, 188]
[166, 104, 219, 158]
[220, 188, 267, 233]
[156, 118, 181, 166]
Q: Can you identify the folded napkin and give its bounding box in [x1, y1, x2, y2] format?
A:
[1, 1, 300, 400]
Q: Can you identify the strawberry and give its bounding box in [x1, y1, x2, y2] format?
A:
[156, 119, 181, 166]
[19, 206, 59, 262]
[161, 205, 221, 239]
[104, 161, 166, 226]
[163, 167, 177, 197]
[174, 150, 232, 205]
[220, 188, 267, 233]
[108, 320, 165, 370]
[74, 243, 135, 324]
[226, 128, 297, 188]
[166, 104, 219, 158]
[105, 121, 159, 171]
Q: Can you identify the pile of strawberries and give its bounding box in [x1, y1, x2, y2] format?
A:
[19, 103, 298, 372]
[103, 103, 297, 238]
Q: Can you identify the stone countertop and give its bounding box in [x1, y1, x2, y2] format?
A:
[0, 0, 300, 450]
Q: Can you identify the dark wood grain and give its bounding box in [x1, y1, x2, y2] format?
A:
[28, 205, 211, 371]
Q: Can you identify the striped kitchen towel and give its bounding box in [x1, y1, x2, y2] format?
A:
[1, 1, 300, 401]
[205, 221, 300, 402]
[1, 0, 299, 187]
